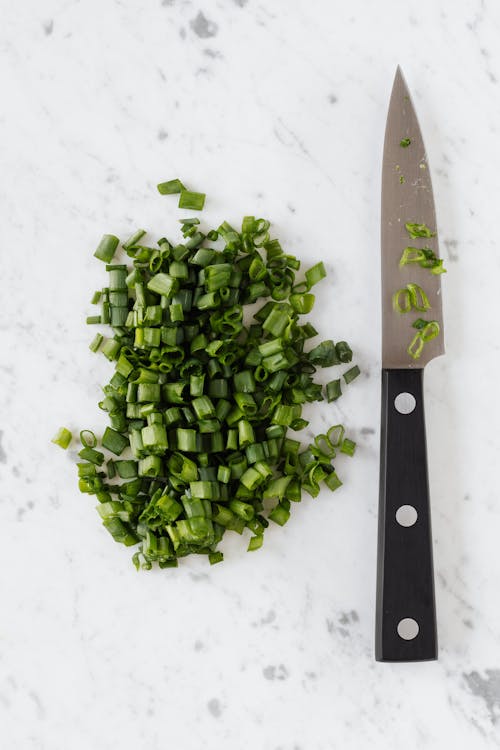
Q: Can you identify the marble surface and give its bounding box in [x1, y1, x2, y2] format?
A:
[1, 0, 499, 748]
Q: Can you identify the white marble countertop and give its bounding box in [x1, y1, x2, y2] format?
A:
[1, 0, 500, 748]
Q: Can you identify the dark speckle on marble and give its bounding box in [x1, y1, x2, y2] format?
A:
[43, 20, 53, 36]
[253, 609, 276, 627]
[233, 0, 248, 6]
[328, 94, 338, 104]
[287, 204, 296, 213]
[361, 427, 375, 435]
[463, 618, 474, 629]
[190, 12, 218, 39]
[0, 431, 7, 463]
[464, 670, 500, 723]
[194, 640, 204, 651]
[261, 609, 276, 625]
[179, 27, 186, 40]
[158, 129, 168, 141]
[263, 664, 289, 681]
[189, 572, 210, 582]
[207, 698, 222, 717]
[12, 466, 20, 477]
[204, 48, 222, 59]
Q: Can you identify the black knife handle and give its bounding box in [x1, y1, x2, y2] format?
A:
[375, 368, 437, 662]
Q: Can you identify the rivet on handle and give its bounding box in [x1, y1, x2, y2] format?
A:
[394, 392, 416, 414]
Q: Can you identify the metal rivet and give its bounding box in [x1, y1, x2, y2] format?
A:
[394, 392, 416, 414]
[396, 505, 418, 527]
[397, 618, 419, 640]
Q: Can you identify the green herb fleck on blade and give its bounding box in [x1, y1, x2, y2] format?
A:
[407, 321, 440, 360]
[405, 222, 436, 239]
[393, 283, 430, 314]
[400, 137, 411, 147]
[399, 246, 446, 275]
[399, 175, 405, 184]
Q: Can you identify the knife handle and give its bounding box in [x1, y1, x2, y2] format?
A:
[375, 368, 437, 662]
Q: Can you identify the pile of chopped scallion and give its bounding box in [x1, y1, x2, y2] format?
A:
[53, 181, 360, 569]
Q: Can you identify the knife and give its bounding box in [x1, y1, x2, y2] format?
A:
[376, 67, 445, 662]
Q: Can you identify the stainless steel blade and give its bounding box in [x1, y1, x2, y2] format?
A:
[381, 67, 444, 369]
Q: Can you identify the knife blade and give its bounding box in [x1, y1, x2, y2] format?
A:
[375, 67, 445, 662]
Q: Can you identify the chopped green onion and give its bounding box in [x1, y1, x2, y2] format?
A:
[80, 430, 97, 448]
[247, 535, 263, 551]
[63, 186, 359, 569]
[325, 379, 342, 402]
[399, 246, 446, 275]
[407, 320, 440, 360]
[340, 438, 356, 457]
[52, 427, 72, 450]
[405, 222, 436, 239]
[179, 190, 206, 211]
[343, 365, 360, 385]
[102, 427, 129, 456]
[305, 262, 326, 288]
[94, 234, 119, 263]
[269, 503, 290, 526]
[393, 283, 430, 313]
[400, 137, 411, 147]
[157, 179, 185, 195]
[209, 551, 224, 565]
[89, 333, 103, 352]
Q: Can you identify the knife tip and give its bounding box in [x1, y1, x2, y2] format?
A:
[394, 65, 406, 84]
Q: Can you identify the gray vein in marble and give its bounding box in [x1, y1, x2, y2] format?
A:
[42, 20, 53, 36]
[190, 11, 218, 39]
[444, 238, 459, 262]
[0, 431, 7, 463]
[189, 571, 210, 582]
[28, 690, 44, 719]
[464, 670, 500, 724]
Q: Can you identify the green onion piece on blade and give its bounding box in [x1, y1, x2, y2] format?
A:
[405, 222, 436, 239]
[61, 182, 360, 569]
